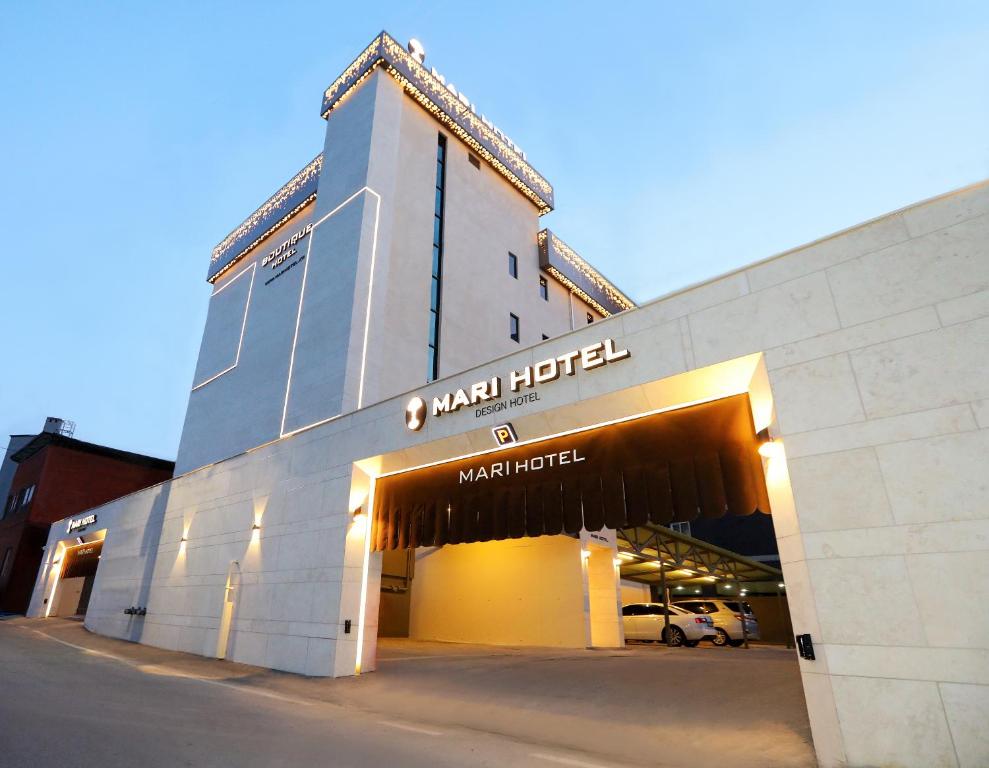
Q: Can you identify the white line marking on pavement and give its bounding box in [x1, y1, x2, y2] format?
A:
[379, 720, 443, 736]
[196, 678, 315, 706]
[29, 629, 313, 706]
[381, 653, 516, 662]
[530, 753, 618, 768]
[29, 631, 124, 661]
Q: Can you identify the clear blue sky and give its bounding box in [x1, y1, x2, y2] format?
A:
[2, 2, 987, 460]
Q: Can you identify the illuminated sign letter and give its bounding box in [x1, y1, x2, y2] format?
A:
[433, 393, 452, 416]
[579, 342, 606, 370]
[603, 338, 630, 362]
[509, 367, 533, 392]
[533, 357, 560, 384]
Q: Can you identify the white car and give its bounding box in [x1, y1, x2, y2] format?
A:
[672, 599, 761, 646]
[622, 603, 716, 647]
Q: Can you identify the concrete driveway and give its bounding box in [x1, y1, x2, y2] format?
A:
[0, 618, 815, 768]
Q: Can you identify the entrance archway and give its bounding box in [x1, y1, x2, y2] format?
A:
[371, 394, 775, 649]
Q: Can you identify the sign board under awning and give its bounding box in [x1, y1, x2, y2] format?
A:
[372, 394, 771, 551]
[61, 540, 103, 580]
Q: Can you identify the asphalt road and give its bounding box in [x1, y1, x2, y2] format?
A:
[0, 620, 815, 768]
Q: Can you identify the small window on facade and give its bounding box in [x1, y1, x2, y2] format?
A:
[5, 495, 16, 514]
[468, 153, 480, 169]
[586, 312, 594, 324]
[539, 276, 548, 301]
[508, 252, 518, 279]
[669, 520, 691, 536]
[509, 313, 520, 342]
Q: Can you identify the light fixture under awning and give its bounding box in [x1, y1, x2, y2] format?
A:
[372, 394, 771, 552]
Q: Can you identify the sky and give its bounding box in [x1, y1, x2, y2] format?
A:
[1, 1, 987, 461]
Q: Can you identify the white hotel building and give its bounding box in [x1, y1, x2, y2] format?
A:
[28, 31, 989, 768]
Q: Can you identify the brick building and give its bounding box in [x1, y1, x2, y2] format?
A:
[0, 420, 173, 614]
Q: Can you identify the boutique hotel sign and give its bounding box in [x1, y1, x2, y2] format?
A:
[405, 338, 630, 431]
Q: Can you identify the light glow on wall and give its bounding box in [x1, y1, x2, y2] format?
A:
[356, 189, 383, 410]
[354, 477, 376, 675]
[758, 438, 785, 459]
[44, 561, 63, 618]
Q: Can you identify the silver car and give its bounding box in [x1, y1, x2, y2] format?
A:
[622, 603, 716, 647]
[672, 599, 761, 646]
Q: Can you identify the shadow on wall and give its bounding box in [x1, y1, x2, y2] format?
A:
[127, 483, 170, 644]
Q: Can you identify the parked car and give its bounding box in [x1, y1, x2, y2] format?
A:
[622, 603, 716, 647]
[672, 598, 760, 646]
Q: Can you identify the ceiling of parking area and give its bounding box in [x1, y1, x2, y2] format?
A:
[617, 522, 782, 588]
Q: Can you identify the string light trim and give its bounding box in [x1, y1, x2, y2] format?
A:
[320, 31, 554, 214]
[537, 230, 636, 316]
[208, 155, 323, 283]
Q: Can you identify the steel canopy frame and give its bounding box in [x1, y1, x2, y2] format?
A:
[616, 523, 782, 586]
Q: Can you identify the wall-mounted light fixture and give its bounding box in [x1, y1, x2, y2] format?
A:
[580, 549, 591, 560]
[350, 506, 368, 535]
[251, 523, 261, 531]
[180, 536, 188, 543]
[757, 428, 784, 459]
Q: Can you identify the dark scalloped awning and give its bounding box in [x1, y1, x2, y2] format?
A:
[371, 394, 771, 552]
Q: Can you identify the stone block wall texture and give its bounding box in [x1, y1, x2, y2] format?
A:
[32, 179, 988, 768]
[640, 181, 989, 768]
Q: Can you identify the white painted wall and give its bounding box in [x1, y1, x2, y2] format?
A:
[33, 171, 989, 767]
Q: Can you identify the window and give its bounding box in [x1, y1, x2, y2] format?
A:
[723, 601, 753, 615]
[427, 135, 447, 382]
[508, 252, 518, 279]
[586, 312, 594, 324]
[468, 153, 480, 169]
[509, 313, 520, 343]
[539, 276, 548, 300]
[678, 601, 716, 614]
[21, 485, 35, 506]
[669, 520, 691, 536]
[4, 495, 14, 515]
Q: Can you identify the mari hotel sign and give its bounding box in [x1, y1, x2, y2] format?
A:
[405, 339, 630, 431]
